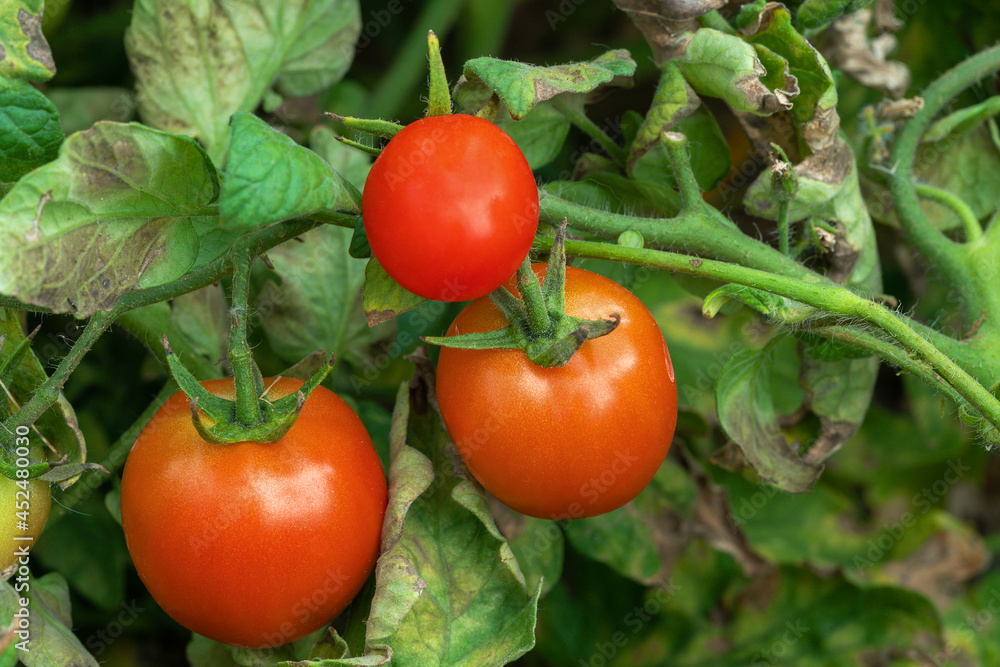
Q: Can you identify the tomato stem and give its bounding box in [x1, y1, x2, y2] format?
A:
[229, 247, 265, 427]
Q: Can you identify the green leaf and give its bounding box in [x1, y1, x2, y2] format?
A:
[627, 62, 700, 175]
[0, 0, 55, 82]
[675, 28, 795, 115]
[310, 125, 373, 192]
[0, 122, 219, 317]
[125, 0, 361, 163]
[796, 0, 874, 31]
[0, 77, 63, 182]
[45, 86, 134, 135]
[362, 259, 426, 327]
[563, 459, 697, 586]
[0, 573, 100, 666]
[490, 502, 564, 598]
[631, 107, 731, 191]
[336, 382, 538, 666]
[702, 283, 804, 321]
[220, 113, 359, 228]
[32, 496, 129, 611]
[0, 309, 87, 484]
[170, 283, 230, 366]
[496, 103, 571, 171]
[256, 225, 367, 364]
[924, 95, 1000, 142]
[716, 343, 822, 493]
[459, 49, 636, 120]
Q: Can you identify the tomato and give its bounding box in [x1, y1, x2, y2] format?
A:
[0, 476, 51, 571]
[362, 114, 539, 302]
[436, 265, 677, 520]
[120, 378, 387, 648]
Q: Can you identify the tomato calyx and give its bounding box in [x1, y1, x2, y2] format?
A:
[162, 247, 335, 445]
[423, 225, 620, 368]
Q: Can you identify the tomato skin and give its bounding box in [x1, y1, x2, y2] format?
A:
[362, 114, 539, 302]
[120, 378, 387, 648]
[0, 477, 51, 571]
[436, 265, 677, 520]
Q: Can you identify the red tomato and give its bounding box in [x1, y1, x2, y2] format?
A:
[436, 265, 677, 519]
[362, 114, 539, 302]
[120, 378, 387, 648]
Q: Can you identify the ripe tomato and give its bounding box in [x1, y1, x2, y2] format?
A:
[362, 114, 539, 302]
[120, 378, 387, 648]
[436, 265, 677, 520]
[0, 476, 51, 571]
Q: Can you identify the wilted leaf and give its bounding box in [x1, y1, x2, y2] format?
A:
[125, 0, 361, 163]
[825, 9, 909, 97]
[0, 77, 63, 183]
[458, 50, 636, 120]
[716, 343, 821, 493]
[0, 574, 100, 666]
[0, 310, 87, 486]
[489, 499, 564, 597]
[335, 380, 538, 665]
[675, 29, 796, 115]
[628, 62, 700, 170]
[0, 122, 218, 317]
[741, 3, 840, 152]
[256, 225, 367, 364]
[362, 259, 426, 327]
[798, 352, 877, 465]
[0, 0, 55, 82]
[611, 0, 702, 63]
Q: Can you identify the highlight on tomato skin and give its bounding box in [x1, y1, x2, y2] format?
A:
[362, 113, 539, 303]
[435, 264, 678, 520]
[119, 377, 388, 649]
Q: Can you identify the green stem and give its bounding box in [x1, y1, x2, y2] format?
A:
[661, 132, 703, 211]
[228, 246, 264, 427]
[531, 236, 1000, 434]
[778, 199, 790, 256]
[553, 99, 628, 166]
[3, 310, 113, 435]
[811, 324, 967, 407]
[890, 44, 1000, 320]
[366, 0, 467, 119]
[914, 182, 983, 244]
[48, 381, 176, 524]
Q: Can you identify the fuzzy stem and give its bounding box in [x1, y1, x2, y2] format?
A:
[530, 236, 1000, 434]
[228, 247, 264, 427]
[914, 182, 983, 244]
[515, 258, 551, 336]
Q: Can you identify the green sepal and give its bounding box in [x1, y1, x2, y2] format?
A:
[426, 31, 452, 117]
[331, 134, 381, 157]
[324, 113, 403, 140]
[423, 226, 621, 368]
[163, 336, 336, 445]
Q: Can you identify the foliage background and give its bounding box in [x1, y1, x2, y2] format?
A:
[6, 0, 1000, 665]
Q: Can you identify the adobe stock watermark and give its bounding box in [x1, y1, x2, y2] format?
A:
[853, 458, 970, 575]
[579, 579, 678, 667]
[85, 600, 145, 657]
[750, 619, 810, 666]
[546, 0, 588, 30]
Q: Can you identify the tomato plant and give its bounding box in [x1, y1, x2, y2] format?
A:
[362, 114, 539, 302]
[436, 264, 677, 519]
[119, 377, 387, 649]
[0, 476, 50, 572]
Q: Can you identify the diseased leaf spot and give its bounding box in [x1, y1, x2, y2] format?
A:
[17, 9, 55, 75]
